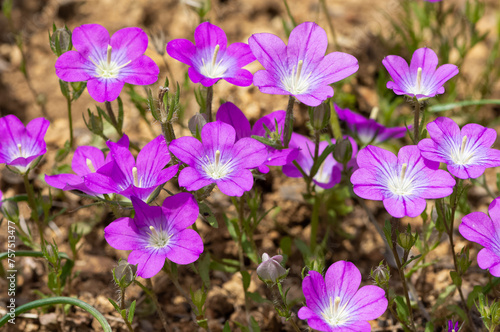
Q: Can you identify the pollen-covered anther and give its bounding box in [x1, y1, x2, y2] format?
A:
[17, 143, 22, 156]
[416, 67, 423, 91]
[132, 167, 139, 187]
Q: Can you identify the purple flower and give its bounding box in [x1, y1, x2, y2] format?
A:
[104, 193, 203, 278]
[298, 260, 387, 331]
[382, 47, 458, 100]
[418, 117, 500, 179]
[170, 121, 268, 197]
[216, 102, 298, 173]
[256, 253, 288, 284]
[55, 24, 159, 103]
[448, 320, 459, 332]
[351, 145, 455, 218]
[335, 104, 408, 145]
[85, 135, 179, 202]
[282, 133, 357, 190]
[0, 115, 49, 174]
[248, 22, 358, 107]
[460, 197, 500, 277]
[167, 22, 255, 87]
[45, 135, 129, 195]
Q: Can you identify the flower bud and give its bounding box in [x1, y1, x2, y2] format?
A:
[456, 247, 472, 276]
[188, 113, 208, 137]
[50, 26, 72, 57]
[397, 233, 414, 251]
[1, 200, 19, 223]
[370, 261, 390, 288]
[83, 109, 104, 136]
[309, 103, 330, 130]
[113, 259, 137, 288]
[257, 253, 288, 285]
[333, 138, 353, 164]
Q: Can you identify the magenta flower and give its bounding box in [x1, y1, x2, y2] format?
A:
[248, 22, 358, 107]
[351, 145, 455, 218]
[298, 260, 387, 331]
[167, 22, 255, 87]
[382, 47, 458, 99]
[170, 121, 268, 197]
[460, 197, 500, 277]
[104, 193, 203, 278]
[282, 133, 357, 190]
[45, 136, 129, 195]
[335, 104, 409, 145]
[55, 24, 159, 103]
[0, 115, 49, 174]
[418, 117, 500, 179]
[448, 320, 459, 332]
[216, 102, 298, 173]
[84, 135, 179, 202]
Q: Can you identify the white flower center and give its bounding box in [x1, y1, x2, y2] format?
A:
[200, 45, 228, 78]
[282, 60, 312, 95]
[321, 296, 350, 327]
[201, 149, 234, 179]
[89, 45, 131, 79]
[147, 225, 172, 249]
[313, 160, 330, 184]
[450, 136, 476, 165]
[387, 163, 415, 196]
[132, 166, 140, 187]
[16, 143, 24, 158]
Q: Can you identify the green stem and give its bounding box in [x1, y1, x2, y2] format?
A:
[66, 96, 74, 149]
[329, 99, 342, 140]
[0, 296, 111, 331]
[390, 218, 416, 332]
[413, 98, 421, 143]
[319, 0, 339, 49]
[105, 101, 121, 134]
[161, 122, 178, 163]
[23, 172, 44, 248]
[0, 251, 71, 261]
[144, 279, 170, 332]
[206, 86, 213, 122]
[310, 193, 322, 252]
[283, 96, 295, 148]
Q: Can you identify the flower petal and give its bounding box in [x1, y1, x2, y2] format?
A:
[216, 102, 251, 140]
[248, 32, 287, 73]
[460, 211, 496, 248]
[347, 285, 388, 320]
[178, 167, 213, 191]
[167, 39, 196, 67]
[316, 51, 359, 85]
[87, 77, 124, 103]
[55, 51, 94, 82]
[72, 146, 105, 176]
[110, 27, 148, 62]
[224, 68, 253, 87]
[169, 136, 204, 166]
[104, 217, 144, 250]
[287, 22, 328, 65]
[301, 270, 328, 314]
[162, 192, 199, 231]
[166, 229, 204, 265]
[409, 47, 438, 87]
[216, 169, 254, 196]
[120, 55, 159, 85]
[128, 249, 166, 279]
[325, 261, 361, 305]
[136, 135, 171, 187]
[72, 24, 110, 62]
[477, 248, 500, 277]
[194, 22, 227, 51]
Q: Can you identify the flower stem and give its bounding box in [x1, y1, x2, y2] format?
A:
[319, 0, 339, 49]
[23, 171, 45, 248]
[390, 217, 416, 332]
[105, 101, 121, 135]
[206, 86, 213, 122]
[283, 95, 295, 148]
[161, 122, 178, 163]
[413, 98, 421, 143]
[66, 95, 74, 149]
[439, 180, 477, 332]
[141, 279, 170, 332]
[329, 99, 342, 140]
[310, 193, 322, 252]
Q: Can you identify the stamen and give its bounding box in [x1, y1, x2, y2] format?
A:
[416, 67, 423, 91]
[370, 106, 379, 120]
[212, 45, 220, 68]
[334, 297, 341, 313]
[132, 167, 139, 187]
[149, 225, 157, 236]
[296, 60, 304, 83]
[106, 45, 112, 66]
[400, 163, 408, 181]
[86, 158, 96, 172]
[17, 143, 22, 155]
[214, 150, 221, 168]
[461, 136, 467, 154]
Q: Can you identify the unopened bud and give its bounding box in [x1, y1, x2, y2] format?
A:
[1, 200, 19, 223]
[256, 253, 288, 285]
[50, 27, 72, 56]
[84, 109, 104, 136]
[113, 260, 137, 288]
[333, 138, 353, 164]
[309, 103, 330, 130]
[370, 261, 390, 288]
[188, 113, 208, 137]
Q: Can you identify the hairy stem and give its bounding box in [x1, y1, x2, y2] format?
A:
[23, 171, 45, 248]
[413, 98, 420, 143]
[206, 86, 213, 122]
[144, 279, 170, 332]
[310, 193, 322, 252]
[105, 101, 121, 134]
[283, 96, 295, 148]
[66, 95, 74, 149]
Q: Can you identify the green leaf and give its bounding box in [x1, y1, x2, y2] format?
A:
[309, 144, 335, 179]
[394, 296, 410, 323]
[279, 236, 292, 258]
[247, 292, 271, 304]
[117, 97, 124, 132]
[433, 284, 456, 310]
[250, 316, 260, 332]
[241, 271, 251, 291]
[128, 300, 136, 323]
[222, 321, 231, 332]
[467, 285, 483, 308]
[199, 202, 218, 228]
[198, 253, 211, 289]
[450, 271, 462, 287]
